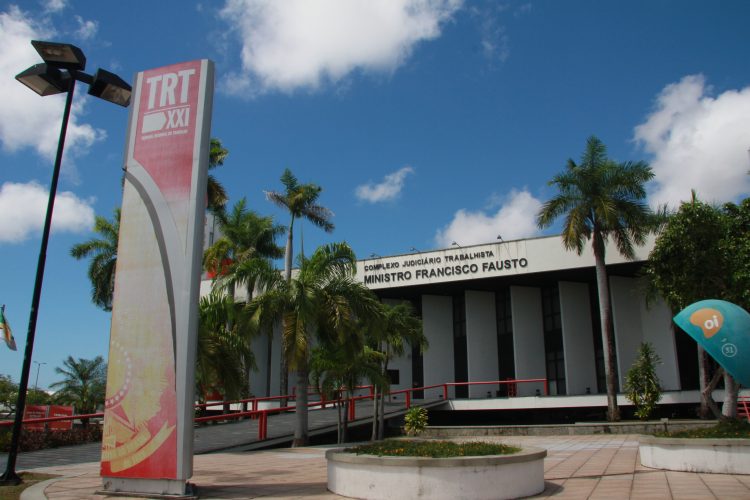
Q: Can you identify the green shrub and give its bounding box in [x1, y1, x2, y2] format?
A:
[403, 406, 428, 436]
[624, 342, 662, 420]
[346, 439, 520, 457]
[0, 426, 102, 452]
[656, 419, 750, 439]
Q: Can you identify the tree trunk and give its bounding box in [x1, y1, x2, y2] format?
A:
[284, 220, 294, 282]
[378, 354, 389, 440]
[371, 385, 379, 441]
[342, 395, 350, 443]
[292, 364, 308, 447]
[593, 234, 620, 421]
[697, 345, 711, 419]
[265, 330, 273, 397]
[342, 385, 355, 443]
[281, 221, 294, 404]
[336, 394, 342, 444]
[378, 388, 386, 440]
[702, 366, 724, 419]
[723, 372, 739, 419]
[243, 364, 251, 417]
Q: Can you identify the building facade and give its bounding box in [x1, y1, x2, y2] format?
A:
[355, 235, 690, 400]
[201, 229, 699, 400]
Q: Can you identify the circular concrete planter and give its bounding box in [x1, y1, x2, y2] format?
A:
[326, 446, 547, 500]
[639, 435, 750, 474]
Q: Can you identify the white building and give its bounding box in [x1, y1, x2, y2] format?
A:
[201, 227, 701, 403]
[354, 235, 688, 400]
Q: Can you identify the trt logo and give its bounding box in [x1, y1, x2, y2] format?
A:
[141, 69, 195, 134]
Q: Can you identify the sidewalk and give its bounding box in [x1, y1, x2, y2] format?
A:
[19, 434, 750, 499]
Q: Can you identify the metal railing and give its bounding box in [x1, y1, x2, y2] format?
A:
[0, 377, 549, 441]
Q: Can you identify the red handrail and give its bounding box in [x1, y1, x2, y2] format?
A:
[0, 378, 549, 438]
[738, 396, 750, 422]
[0, 412, 103, 427]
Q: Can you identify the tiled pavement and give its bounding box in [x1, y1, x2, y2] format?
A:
[17, 434, 750, 499]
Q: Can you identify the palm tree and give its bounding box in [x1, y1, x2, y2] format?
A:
[265, 168, 335, 397]
[196, 292, 254, 406]
[204, 198, 284, 396]
[50, 356, 107, 424]
[207, 137, 230, 215]
[204, 198, 285, 297]
[536, 136, 654, 421]
[70, 209, 120, 311]
[310, 343, 384, 443]
[265, 168, 335, 281]
[365, 302, 426, 440]
[245, 242, 380, 446]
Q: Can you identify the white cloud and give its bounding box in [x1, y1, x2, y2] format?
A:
[0, 181, 95, 243]
[355, 166, 414, 203]
[219, 0, 463, 95]
[44, 0, 66, 13]
[435, 189, 542, 247]
[634, 74, 750, 208]
[73, 15, 98, 40]
[0, 6, 105, 176]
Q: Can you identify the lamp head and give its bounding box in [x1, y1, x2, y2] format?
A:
[88, 68, 132, 107]
[16, 63, 71, 96]
[31, 40, 86, 71]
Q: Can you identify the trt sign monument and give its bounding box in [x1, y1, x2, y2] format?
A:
[100, 60, 213, 497]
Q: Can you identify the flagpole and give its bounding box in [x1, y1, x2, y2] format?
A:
[0, 82, 75, 486]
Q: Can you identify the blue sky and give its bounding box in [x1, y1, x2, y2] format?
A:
[1, 0, 749, 390]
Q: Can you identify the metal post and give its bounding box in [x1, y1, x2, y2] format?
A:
[258, 412, 267, 440]
[33, 361, 46, 392]
[0, 83, 75, 486]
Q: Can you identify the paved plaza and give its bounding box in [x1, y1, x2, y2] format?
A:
[14, 434, 750, 499]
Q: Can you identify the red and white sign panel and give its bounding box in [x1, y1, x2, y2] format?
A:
[101, 60, 213, 495]
[47, 405, 73, 431]
[23, 405, 46, 431]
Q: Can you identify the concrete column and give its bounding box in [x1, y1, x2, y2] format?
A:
[559, 281, 597, 395]
[249, 333, 269, 397]
[610, 276, 643, 388]
[465, 290, 499, 398]
[271, 321, 282, 396]
[248, 320, 282, 398]
[641, 298, 681, 391]
[511, 286, 546, 396]
[385, 355, 413, 394]
[422, 295, 455, 398]
[381, 299, 414, 394]
[611, 276, 681, 391]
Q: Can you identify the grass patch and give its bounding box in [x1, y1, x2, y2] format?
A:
[345, 439, 521, 458]
[0, 472, 59, 500]
[655, 419, 750, 439]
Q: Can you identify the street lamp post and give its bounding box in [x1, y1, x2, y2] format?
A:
[33, 361, 46, 392]
[0, 40, 131, 486]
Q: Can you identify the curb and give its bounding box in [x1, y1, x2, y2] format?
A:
[19, 476, 67, 500]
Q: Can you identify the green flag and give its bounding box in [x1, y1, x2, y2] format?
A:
[1, 305, 17, 351]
